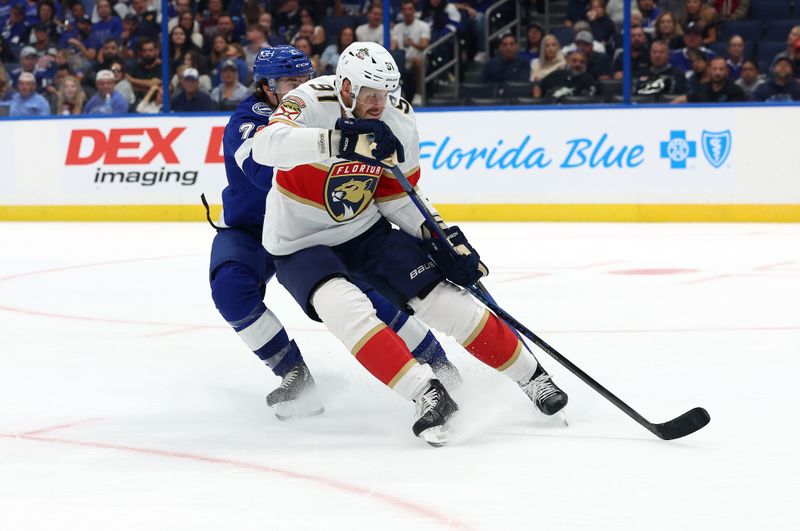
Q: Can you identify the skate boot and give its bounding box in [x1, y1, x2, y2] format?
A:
[266, 361, 325, 421]
[520, 366, 568, 416]
[429, 358, 463, 390]
[412, 379, 459, 447]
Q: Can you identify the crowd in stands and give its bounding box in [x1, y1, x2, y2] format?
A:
[0, 0, 798, 117]
[474, 0, 800, 104]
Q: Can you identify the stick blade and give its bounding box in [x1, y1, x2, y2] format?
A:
[652, 407, 711, 440]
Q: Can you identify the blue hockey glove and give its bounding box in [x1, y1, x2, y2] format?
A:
[423, 226, 488, 288]
[335, 117, 405, 164]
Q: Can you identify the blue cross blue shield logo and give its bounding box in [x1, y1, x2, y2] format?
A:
[701, 130, 732, 168]
[660, 130, 696, 169]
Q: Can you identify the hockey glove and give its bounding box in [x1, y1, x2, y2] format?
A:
[335, 117, 405, 165]
[423, 226, 488, 288]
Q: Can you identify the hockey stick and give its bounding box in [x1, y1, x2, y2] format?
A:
[382, 162, 710, 440]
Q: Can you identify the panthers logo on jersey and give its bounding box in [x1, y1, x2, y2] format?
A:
[324, 162, 382, 222]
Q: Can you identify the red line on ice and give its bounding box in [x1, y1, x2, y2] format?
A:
[18, 417, 107, 436]
[0, 431, 474, 530]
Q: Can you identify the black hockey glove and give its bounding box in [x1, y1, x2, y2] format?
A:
[423, 226, 487, 288]
[335, 117, 405, 164]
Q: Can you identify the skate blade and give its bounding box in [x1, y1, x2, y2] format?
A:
[419, 425, 452, 447]
[273, 397, 325, 421]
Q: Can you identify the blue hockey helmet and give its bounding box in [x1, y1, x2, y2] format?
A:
[253, 45, 315, 93]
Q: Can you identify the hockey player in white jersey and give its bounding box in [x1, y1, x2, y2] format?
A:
[208, 45, 462, 421]
[252, 42, 567, 445]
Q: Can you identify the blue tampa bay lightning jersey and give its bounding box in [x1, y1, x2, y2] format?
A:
[220, 95, 276, 228]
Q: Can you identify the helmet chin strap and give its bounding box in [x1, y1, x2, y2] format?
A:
[337, 80, 358, 118]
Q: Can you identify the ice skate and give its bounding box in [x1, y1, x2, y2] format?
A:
[412, 379, 458, 447]
[429, 358, 463, 390]
[266, 361, 324, 421]
[520, 368, 568, 416]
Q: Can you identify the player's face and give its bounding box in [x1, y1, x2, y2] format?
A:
[274, 75, 312, 99]
[353, 87, 390, 119]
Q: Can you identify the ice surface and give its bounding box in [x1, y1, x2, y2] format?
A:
[1, 222, 798, 531]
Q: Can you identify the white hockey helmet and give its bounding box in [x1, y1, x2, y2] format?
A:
[335, 41, 401, 115]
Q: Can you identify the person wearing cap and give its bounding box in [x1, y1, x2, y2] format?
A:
[9, 46, 43, 89]
[573, 30, 611, 81]
[752, 57, 800, 102]
[83, 68, 129, 113]
[210, 59, 248, 110]
[59, 15, 100, 62]
[9, 71, 50, 115]
[171, 67, 214, 112]
[3, 4, 30, 47]
[30, 22, 56, 54]
[480, 33, 530, 84]
[669, 22, 714, 73]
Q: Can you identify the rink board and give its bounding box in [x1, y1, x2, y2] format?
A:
[0, 106, 799, 221]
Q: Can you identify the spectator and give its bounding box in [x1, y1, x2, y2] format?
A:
[637, 0, 661, 32]
[562, 21, 607, 55]
[391, 0, 430, 104]
[587, 0, 616, 48]
[9, 71, 49, 115]
[127, 36, 161, 100]
[605, 0, 625, 26]
[170, 59, 211, 96]
[712, 0, 750, 21]
[771, 26, 800, 68]
[171, 67, 214, 111]
[566, 0, 590, 27]
[129, 0, 159, 40]
[92, 0, 122, 43]
[215, 13, 238, 46]
[613, 25, 650, 79]
[535, 50, 599, 100]
[679, 0, 718, 44]
[356, 3, 383, 44]
[60, 15, 100, 64]
[243, 24, 268, 69]
[93, 37, 123, 73]
[257, 12, 282, 47]
[168, 0, 194, 33]
[66, 1, 87, 25]
[135, 82, 162, 112]
[222, 42, 249, 84]
[685, 48, 710, 93]
[209, 34, 228, 68]
[320, 25, 354, 75]
[531, 33, 566, 82]
[0, 61, 9, 102]
[298, 8, 325, 55]
[752, 57, 800, 102]
[3, 4, 30, 48]
[29, 22, 55, 55]
[210, 59, 248, 109]
[725, 35, 745, 80]
[519, 22, 544, 62]
[422, 0, 461, 41]
[291, 36, 320, 77]
[53, 75, 86, 114]
[451, 0, 491, 61]
[634, 40, 687, 96]
[110, 59, 135, 105]
[480, 33, 530, 84]
[168, 24, 199, 75]
[573, 30, 611, 80]
[276, 0, 302, 38]
[335, 0, 367, 16]
[734, 59, 765, 98]
[9, 45, 38, 86]
[200, 0, 224, 43]
[83, 68, 128, 113]
[178, 10, 203, 49]
[670, 23, 713, 72]
[654, 11, 683, 49]
[31, 0, 60, 45]
[675, 56, 746, 102]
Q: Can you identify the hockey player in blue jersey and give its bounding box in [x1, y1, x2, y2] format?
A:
[208, 45, 461, 420]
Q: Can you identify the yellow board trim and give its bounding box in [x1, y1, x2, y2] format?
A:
[2, 204, 800, 222]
